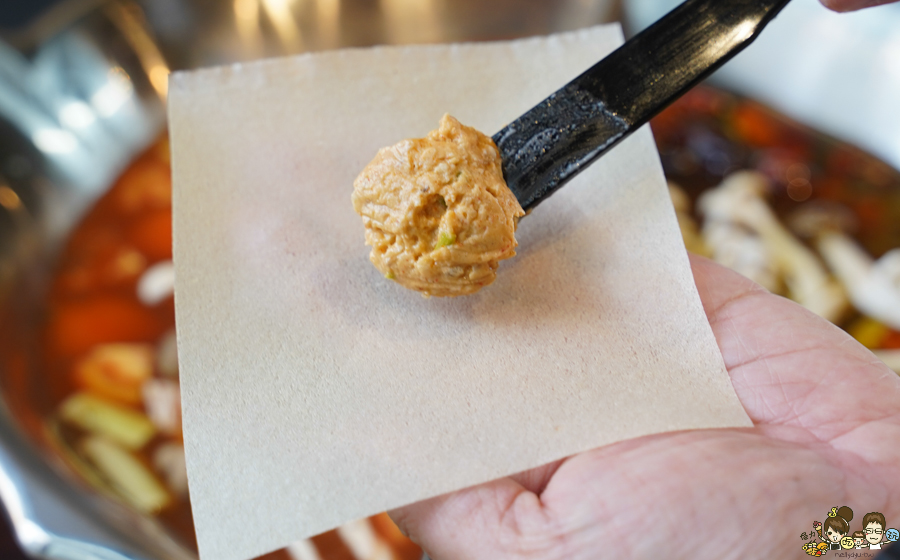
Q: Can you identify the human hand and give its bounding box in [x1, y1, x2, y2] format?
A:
[820, 0, 899, 12]
[390, 255, 900, 559]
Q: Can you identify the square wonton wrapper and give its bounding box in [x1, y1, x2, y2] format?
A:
[169, 24, 752, 560]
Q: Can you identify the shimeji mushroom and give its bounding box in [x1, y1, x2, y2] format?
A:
[816, 234, 900, 330]
[142, 378, 182, 435]
[790, 203, 900, 332]
[698, 171, 847, 322]
[336, 518, 395, 560]
[701, 220, 780, 292]
[694, 177, 779, 292]
[152, 442, 189, 498]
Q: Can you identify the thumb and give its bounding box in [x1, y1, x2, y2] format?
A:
[389, 476, 555, 560]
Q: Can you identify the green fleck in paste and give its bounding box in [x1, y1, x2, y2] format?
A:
[435, 231, 456, 250]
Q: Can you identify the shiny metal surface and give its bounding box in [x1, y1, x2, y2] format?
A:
[138, 0, 621, 70]
[0, 1, 166, 208]
[0, 426, 139, 560]
[0, 2, 621, 559]
[0, 2, 188, 559]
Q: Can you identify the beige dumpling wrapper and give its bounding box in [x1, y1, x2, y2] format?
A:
[352, 114, 525, 297]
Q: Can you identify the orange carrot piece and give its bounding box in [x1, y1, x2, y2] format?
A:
[73, 343, 154, 406]
[127, 210, 173, 261]
[47, 297, 166, 358]
[112, 160, 172, 215]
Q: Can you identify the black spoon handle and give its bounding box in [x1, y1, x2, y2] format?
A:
[494, 0, 792, 212]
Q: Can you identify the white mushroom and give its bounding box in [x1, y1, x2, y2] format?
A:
[697, 171, 847, 321]
[336, 518, 395, 560]
[701, 221, 779, 292]
[137, 260, 174, 306]
[788, 202, 857, 240]
[287, 540, 323, 560]
[152, 442, 189, 498]
[696, 172, 780, 292]
[142, 378, 182, 435]
[156, 329, 179, 378]
[816, 234, 900, 330]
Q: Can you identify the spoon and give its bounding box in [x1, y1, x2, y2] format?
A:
[494, 0, 792, 212]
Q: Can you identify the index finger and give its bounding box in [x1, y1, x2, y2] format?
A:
[819, 0, 899, 11]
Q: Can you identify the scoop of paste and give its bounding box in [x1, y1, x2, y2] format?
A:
[352, 114, 525, 297]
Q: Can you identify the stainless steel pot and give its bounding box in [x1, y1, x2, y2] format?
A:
[0, 2, 176, 558]
[0, 1, 621, 559]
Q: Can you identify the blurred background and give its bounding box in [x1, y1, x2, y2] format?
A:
[0, 0, 898, 559]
